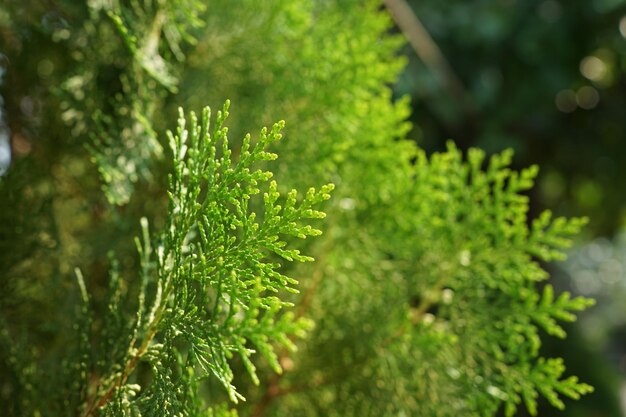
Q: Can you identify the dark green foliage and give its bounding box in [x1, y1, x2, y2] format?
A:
[60, 0, 205, 204]
[0, 1, 596, 416]
[399, 0, 626, 236]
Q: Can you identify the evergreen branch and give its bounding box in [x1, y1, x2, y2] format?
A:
[0, 2, 597, 416]
[79, 102, 332, 414]
[248, 228, 334, 417]
[248, 143, 594, 417]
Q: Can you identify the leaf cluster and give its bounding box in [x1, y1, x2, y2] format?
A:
[76, 102, 331, 415]
[0, 2, 597, 417]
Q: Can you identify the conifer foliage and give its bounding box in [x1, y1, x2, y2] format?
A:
[0, 1, 593, 416]
[76, 102, 332, 416]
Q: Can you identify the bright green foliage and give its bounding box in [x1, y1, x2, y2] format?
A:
[0, 1, 594, 417]
[180, 0, 409, 191]
[75, 103, 332, 415]
[259, 142, 592, 417]
[62, 0, 205, 204]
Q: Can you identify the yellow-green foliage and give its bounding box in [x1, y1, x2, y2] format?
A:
[0, 1, 593, 416]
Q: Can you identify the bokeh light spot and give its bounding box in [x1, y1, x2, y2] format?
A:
[37, 59, 54, 78]
[538, 0, 562, 22]
[575, 179, 603, 208]
[539, 170, 566, 203]
[0, 131, 10, 175]
[580, 55, 607, 82]
[555, 89, 577, 112]
[576, 86, 600, 110]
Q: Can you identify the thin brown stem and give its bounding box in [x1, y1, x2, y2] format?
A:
[383, 0, 475, 116]
[81, 321, 157, 417]
[81, 276, 173, 417]
[249, 373, 281, 417]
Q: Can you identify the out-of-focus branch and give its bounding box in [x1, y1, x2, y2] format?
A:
[383, 0, 475, 115]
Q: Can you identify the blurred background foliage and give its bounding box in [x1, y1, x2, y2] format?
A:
[1, 0, 626, 415]
[393, 0, 626, 415]
[396, 0, 626, 237]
